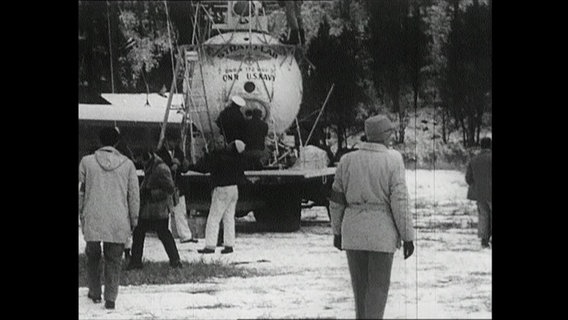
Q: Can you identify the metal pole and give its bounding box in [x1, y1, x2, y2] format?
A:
[106, 1, 115, 93]
[157, 55, 183, 150]
[305, 83, 335, 146]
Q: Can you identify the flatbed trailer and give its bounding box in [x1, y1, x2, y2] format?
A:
[176, 167, 336, 232]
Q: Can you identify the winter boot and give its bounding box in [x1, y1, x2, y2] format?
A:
[105, 300, 115, 309]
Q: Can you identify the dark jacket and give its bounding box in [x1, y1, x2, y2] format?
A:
[215, 105, 246, 143]
[188, 148, 247, 188]
[139, 155, 175, 220]
[156, 145, 189, 182]
[244, 117, 268, 151]
[466, 149, 492, 202]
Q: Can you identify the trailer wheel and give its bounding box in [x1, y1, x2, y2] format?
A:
[277, 198, 301, 232]
[254, 188, 301, 232]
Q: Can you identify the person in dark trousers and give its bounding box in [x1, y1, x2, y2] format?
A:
[188, 137, 247, 254]
[329, 115, 415, 319]
[243, 108, 269, 170]
[466, 137, 492, 248]
[215, 95, 247, 144]
[127, 151, 183, 270]
[156, 128, 197, 243]
[79, 127, 140, 310]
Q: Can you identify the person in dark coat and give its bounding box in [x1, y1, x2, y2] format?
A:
[187, 137, 247, 254]
[155, 128, 197, 243]
[156, 128, 190, 183]
[215, 95, 247, 144]
[466, 137, 492, 248]
[243, 108, 269, 170]
[126, 151, 183, 270]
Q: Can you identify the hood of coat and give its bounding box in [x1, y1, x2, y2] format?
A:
[94, 146, 129, 171]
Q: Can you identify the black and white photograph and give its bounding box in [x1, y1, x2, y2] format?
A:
[78, 0, 492, 318]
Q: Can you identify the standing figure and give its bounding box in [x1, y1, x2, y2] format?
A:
[156, 128, 196, 243]
[243, 108, 269, 170]
[466, 137, 492, 248]
[188, 137, 247, 254]
[79, 127, 140, 310]
[329, 115, 415, 319]
[215, 95, 247, 144]
[127, 151, 183, 270]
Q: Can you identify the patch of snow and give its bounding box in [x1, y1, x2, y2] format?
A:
[79, 169, 491, 319]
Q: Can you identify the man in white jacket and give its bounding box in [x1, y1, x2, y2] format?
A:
[79, 127, 140, 310]
[329, 115, 415, 319]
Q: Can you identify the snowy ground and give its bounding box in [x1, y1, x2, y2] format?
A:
[78, 169, 491, 319]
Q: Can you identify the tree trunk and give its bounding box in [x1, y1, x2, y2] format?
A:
[441, 107, 448, 144]
[460, 118, 467, 147]
[398, 110, 406, 144]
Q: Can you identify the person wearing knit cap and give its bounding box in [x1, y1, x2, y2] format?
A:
[187, 138, 247, 254]
[329, 114, 415, 319]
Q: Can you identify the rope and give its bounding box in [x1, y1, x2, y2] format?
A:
[106, 1, 115, 93]
[305, 84, 334, 146]
[295, 117, 303, 148]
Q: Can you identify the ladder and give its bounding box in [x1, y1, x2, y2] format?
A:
[181, 46, 214, 162]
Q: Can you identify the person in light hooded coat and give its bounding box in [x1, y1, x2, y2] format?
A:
[79, 127, 140, 309]
[329, 115, 415, 319]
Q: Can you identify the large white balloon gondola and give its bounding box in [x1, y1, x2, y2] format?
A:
[191, 31, 302, 137]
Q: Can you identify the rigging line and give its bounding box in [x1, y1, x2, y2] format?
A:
[305, 84, 335, 146]
[106, 1, 115, 93]
[191, 2, 200, 45]
[157, 56, 183, 151]
[164, 0, 176, 90]
[414, 91, 419, 319]
[164, 0, 187, 156]
[255, 58, 274, 102]
[225, 53, 247, 101]
[295, 117, 303, 148]
[200, 3, 227, 43]
[197, 55, 215, 139]
[256, 4, 270, 45]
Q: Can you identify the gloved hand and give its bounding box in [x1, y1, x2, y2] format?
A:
[333, 235, 342, 251]
[403, 241, 414, 259]
[182, 159, 190, 171]
[171, 159, 181, 173]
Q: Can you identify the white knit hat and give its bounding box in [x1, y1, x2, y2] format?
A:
[364, 115, 395, 143]
[233, 140, 246, 153]
[231, 95, 246, 107]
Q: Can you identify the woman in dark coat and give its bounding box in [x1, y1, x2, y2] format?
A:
[127, 151, 183, 270]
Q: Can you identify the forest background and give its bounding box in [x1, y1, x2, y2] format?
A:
[78, 0, 492, 170]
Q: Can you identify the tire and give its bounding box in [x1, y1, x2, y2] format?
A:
[253, 210, 272, 224]
[254, 186, 301, 232]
